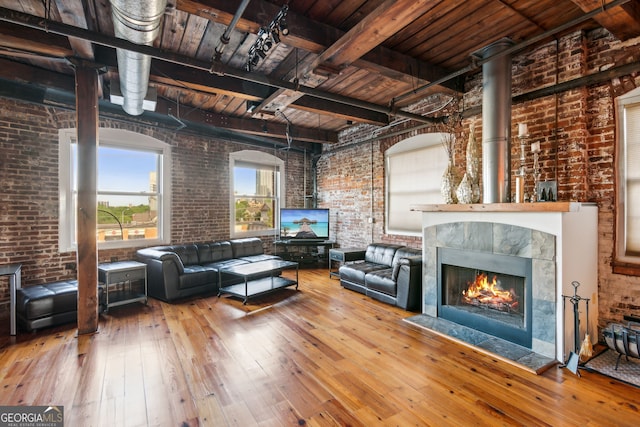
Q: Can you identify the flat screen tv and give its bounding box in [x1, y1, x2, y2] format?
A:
[280, 208, 330, 240]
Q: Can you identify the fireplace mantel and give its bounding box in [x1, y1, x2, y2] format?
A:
[411, 201, 594, 213]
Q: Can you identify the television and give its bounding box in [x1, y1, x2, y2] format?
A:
[280, 208, 330, 241]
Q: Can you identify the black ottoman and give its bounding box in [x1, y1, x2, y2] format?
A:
[16, 280, 80, 332]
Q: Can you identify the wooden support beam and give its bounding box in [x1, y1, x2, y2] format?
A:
[73, 61, 100, 335]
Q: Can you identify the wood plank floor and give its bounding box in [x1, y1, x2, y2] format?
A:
[1, 268, 638, 426]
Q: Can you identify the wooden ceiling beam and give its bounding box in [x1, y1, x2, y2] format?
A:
[176, 0, 456, 91]
[154, 98, 336, 144]
[570, 0, 640, 40]
[93, 47, 389, 126]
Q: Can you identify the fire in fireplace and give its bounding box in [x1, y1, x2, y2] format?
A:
[462, 272, 520, 313]
[437, 247, 532, 347]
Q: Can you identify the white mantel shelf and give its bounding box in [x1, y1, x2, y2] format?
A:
[411, 201, 596, 213]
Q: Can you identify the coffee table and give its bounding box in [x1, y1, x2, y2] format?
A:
[217, 259, 299, 304]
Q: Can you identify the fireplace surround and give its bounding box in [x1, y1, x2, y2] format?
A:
[412, 202, 598, 362]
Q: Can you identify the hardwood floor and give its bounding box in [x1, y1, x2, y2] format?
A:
[1, 268, 638, 426]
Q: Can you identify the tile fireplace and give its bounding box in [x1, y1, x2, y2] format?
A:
[412, 202, 598, 362]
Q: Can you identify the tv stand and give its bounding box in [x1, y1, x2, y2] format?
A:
[274, 240, 335, 265]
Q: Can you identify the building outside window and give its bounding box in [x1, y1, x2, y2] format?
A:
[230, 150, 284, 238]
[58, 128, 171, 252]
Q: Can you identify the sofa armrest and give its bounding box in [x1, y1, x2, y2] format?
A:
[137, 248, 185, 274]
[395, 256, 422, 311]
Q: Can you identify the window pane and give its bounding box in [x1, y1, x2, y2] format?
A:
[625, 103, 640, 253]
[97, 195, 158, 242]
[234, 197, 275, 233]
[98, 146, 158, 192]
[234, 166, 276, 196]
[387, 135, 448, 234]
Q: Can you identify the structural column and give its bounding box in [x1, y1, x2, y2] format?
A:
[74, 62, 100, 334]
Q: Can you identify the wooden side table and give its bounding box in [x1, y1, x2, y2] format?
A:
[328, 248, 366, 278]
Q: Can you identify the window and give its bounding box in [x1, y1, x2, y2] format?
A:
[230, 150, 284, 238]
[386, 133, 450, 235]
[59, 128, 171, 252]
[615, 88, 640, 273]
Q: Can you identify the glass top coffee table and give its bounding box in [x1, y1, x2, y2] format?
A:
[217, 259, 299, 304]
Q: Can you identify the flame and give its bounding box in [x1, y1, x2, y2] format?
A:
[462, 273, 518, 310]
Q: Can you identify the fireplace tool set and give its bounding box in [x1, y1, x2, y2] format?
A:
[562, 280, 592, 376]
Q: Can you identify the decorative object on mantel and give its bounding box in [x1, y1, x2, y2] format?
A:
[531, 140, 541, 202]
[515, 123, 528, 203]
[440, 132, 461, 204]
[464, 124, 481, 203]
[456, 172, 473, 204]
[537, 181, 557, 202]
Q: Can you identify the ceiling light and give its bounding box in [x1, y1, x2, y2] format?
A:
[279, 20, 288, 36]
[256, 49, 266, 59]
[263, 39, 273, 52]
[271, 29, 280, 44]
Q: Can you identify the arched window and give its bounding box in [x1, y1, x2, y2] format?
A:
[614, 87, 640, 274]
[230, 150, 284, 238]
[385, 133, 450, 235]
[58, 128, 171, 251]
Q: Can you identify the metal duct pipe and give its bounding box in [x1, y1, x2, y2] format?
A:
[110, 0, 167, 116]
[482, 39, 514, 203]
[214, 0, 251, 61]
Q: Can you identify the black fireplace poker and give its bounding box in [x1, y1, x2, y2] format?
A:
[561, 281, 591, 376]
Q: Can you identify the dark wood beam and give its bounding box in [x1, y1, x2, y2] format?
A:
[73, 61, 100, 335]
[176, 0, 458, 92]
[94, 47, 390, 126]
[154, 98, 338, 144]
[570, 0, 640, 40]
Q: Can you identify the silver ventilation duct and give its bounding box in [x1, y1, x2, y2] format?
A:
[481, 39, 514, 203]
[110, 0, 167, 116]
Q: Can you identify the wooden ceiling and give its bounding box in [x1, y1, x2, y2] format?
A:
[0, 0, 639, 148]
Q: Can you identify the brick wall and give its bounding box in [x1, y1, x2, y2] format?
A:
[317, 28, 640, 331]
[0, 101, 308, 319]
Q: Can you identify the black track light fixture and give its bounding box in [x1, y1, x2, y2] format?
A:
[245, 4, 290, 71]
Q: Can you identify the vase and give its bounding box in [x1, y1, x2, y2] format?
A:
[456, 172, 473, 204]
[441, 160, 460, 204]
[465, 125, 481, 203]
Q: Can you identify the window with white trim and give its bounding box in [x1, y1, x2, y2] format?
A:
[386, 133, 450, 235]
[230, 150, 284, 238]
[615, 88, 640, 273]
[59, 128, 171, 252]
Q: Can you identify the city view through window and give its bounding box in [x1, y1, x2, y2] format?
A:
[234, 165, 278, 234]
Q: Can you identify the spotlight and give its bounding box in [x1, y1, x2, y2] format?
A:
[246, 100, 260, 113]
[263, 39, 273, 52]
[250, 54, 259, 66]
[257, 49, 266, 59]
[279, 19, 288, 36]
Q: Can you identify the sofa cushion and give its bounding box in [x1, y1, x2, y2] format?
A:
[172, 244, 200, 266]
[17, 281, 78, 320]
[178, 266, 217, 290]
[365, 269, 396, 297]
[231, 238, 264, 258]
[339, 262, 390, 286]
[198, 241, 234, 264]
[364, 243, 404, 267]
[391, 248, 422, 280]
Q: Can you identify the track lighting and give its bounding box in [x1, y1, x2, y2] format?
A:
[271, 29, 280, 44]
[279, 20, 288, 36]
[245, 5, 289, 71]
